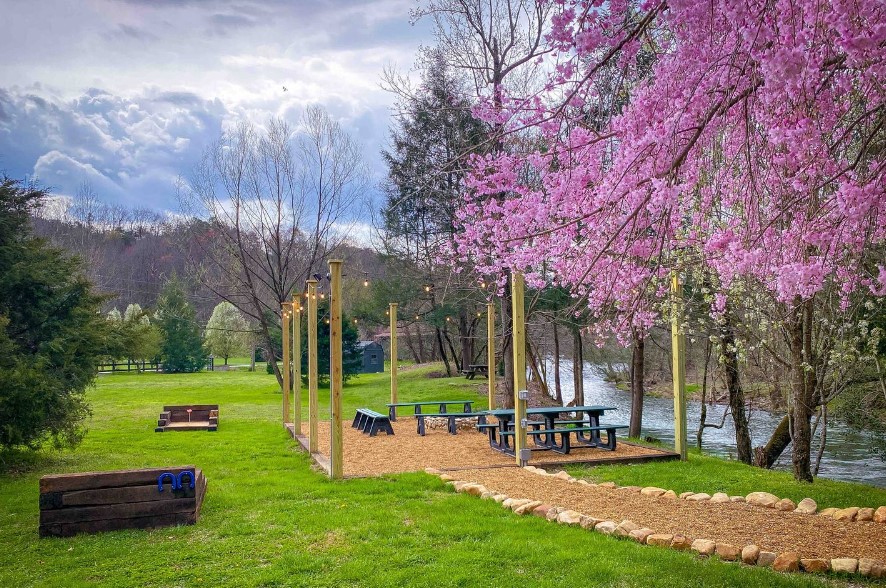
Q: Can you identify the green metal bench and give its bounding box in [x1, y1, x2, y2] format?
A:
[352, 408, 394, 436]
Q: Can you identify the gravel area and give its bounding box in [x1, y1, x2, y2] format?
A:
[456, 467, 886, 561]
[303, 420, 670, 478]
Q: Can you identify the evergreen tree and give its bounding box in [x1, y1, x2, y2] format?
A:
[0, 178, 106, 450]
[205, 301, 249, 365]
[156, 277, 206, 373]
[292, 300, 362, 385]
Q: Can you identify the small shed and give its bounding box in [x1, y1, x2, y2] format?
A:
[357, 341, 384, 373]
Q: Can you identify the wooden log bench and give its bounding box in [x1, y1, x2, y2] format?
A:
[155, 405, 219, 432]
[351, 408, 394, 436]
[39, 466, 207, 538]
[415, 412, 487, 436]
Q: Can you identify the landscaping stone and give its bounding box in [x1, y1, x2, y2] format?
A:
[741, 545, 760, 565]
[425, 467, 442, 475]
[452, 481, 470, 491]
[557, 510, 583, 525]
[858, 558, 877, 577]
[856, 507, 874, 522]
[757, 552, 777, 568]
[553, 471, 572, 481]
[800, 559, 829, 573]
[679, 491, 695, 499]
[464, 484, 486, 496]
[833, 507, 859, 522]
[579, 515, 602, 530]
[509, 499, 533, 512]
[514, 501, 543, 515]
[818, 507, 838, 517]
[715, 543, 740, 561]
[662, 490, 678, 499]
[629, 528, 655, 543]
[772, 552, 800, 573]
[594, 521, 618, 534]
[874, 506, 886, 523]
[438, 474, 455, 481]
[691, 539, 716, 556]
[598, 481, 617, 489]
[776, 498, 796, 512]
[794, 498, 817, 514]
[746, 492, 779, 508]
[546, 507, 564, 521]
[647, 534, 674, 548]
[619, 485, 642, 493]
[830, 558, 858, 574]
[670, 535, 692, 551]
[710, 493, 730, 504]
[480, 492, 495, 500]
[576, 479, 592, 486]
[614, 520, 640, 537]
[730, 496, 745, 502]
[492, 494, 508, 503]
[687, 493, 712, 502]
[640, 486, 667, 497]
[532, 504, 553, 518]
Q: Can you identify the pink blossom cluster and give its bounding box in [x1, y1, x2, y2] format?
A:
[452, 0, 886, 339]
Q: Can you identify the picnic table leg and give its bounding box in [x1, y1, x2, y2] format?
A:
[463, 402, 470, 414]
[389, 406, 396, 421]
[439, 403, 447, 414]
[448, 416, 457, 435]
[417, 415, 426, 436]
[588, 412, 603, 445]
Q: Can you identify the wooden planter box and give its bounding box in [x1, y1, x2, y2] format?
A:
[39, 466, 206, 538]
[155, 405, 219, 432]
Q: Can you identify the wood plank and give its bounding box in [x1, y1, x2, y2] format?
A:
[40, 466, 197, 493]
[40, 478, 199, 510]
[40, 511, 198, 538]
[162, 405, 219, 411]
[41, 476, 205, 524]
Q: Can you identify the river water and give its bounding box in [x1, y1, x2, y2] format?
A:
[538, 359, 886, 488]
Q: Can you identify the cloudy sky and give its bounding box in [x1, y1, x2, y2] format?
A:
[0, 0, 431, 211]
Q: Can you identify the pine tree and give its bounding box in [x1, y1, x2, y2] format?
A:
[156, 277, 206, 373]
[0, 178, 106, 450]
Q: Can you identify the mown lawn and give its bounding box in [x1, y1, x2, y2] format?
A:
[0, 366, 879, 587]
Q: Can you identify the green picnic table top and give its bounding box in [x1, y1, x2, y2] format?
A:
[386, 400, 475, 407]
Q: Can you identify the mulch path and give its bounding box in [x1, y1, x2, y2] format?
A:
[302, 420, 670, 478]
[454, 467, 886, 561]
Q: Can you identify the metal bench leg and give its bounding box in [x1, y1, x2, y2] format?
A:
[382, 419, 394, 435]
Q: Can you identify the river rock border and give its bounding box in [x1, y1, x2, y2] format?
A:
[426, 467, 886, 580]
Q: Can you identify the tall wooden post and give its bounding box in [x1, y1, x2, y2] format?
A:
[487, 301, 496, 410]
[671, 272, 688, 460]
[512, 272, 528, 466]
[281, 302, 291, 424]
[307, 279, 319, 453]
[389, 303, 398, 408]
[328, 260, 344, 479]
[292, 295, 302, 433]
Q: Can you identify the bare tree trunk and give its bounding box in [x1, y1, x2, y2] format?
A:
[629, 330, 644, 438]
[789, 297, 816, 482]
[721, 312, 753, 464]
[553, 323, 563, 404]
[526, 338, 549, 397]
[435, 327, 452, 376]
[755, 414, 792, 468]
[696, 338, 712, 450]
[572, 327, 584, 406]
[458, 310, 473, 373]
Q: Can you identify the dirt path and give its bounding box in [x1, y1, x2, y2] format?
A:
[453, 467, 886, 561]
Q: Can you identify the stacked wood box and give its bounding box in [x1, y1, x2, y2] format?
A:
[155, 404, 219, 432]
[39, 466, 206, 538]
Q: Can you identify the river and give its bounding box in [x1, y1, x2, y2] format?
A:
[538, 358, 886, 488]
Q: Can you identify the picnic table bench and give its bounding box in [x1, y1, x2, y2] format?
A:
[461, 364, 489, 380]
[385, 400, 475, 421]
[501, 424, 629, 453]
[352, 408, 394, 436]
[480, 406, 622, 455]
[415, 411, 487, 436]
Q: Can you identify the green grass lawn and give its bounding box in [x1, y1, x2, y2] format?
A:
[0, 366, 879, 587]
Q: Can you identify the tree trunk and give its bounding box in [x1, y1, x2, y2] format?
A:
[553, 323, 563, 404]
[721, 312, 753, 464]
[572, 327, 584, 406]
[458, 310, 473, 374]
[789, 297, 816, 482]
[435, 327, 451, 376]
[629, 331, 644, 438]
[501, 281, 515, 408]
[755, 414, 792, 468]
[526, 339, 549, 398]
[696, 338, 712, 451]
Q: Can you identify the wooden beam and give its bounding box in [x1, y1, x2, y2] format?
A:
[389, 303, 398, 407]
[292, 295, 302, 433]
[282, 302, 291, 424]
[511, 272, 528, 466]
[671, 272, 688, 460]
[307, 279, 319, 453]
[328, 260, 344, 479]
[487, 301, 496, 410]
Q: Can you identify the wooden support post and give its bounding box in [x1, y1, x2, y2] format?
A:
[281, 302, 291, 424]
[511, 272, 528, 466]
[292, 295, 302, 434]
[307, 279, 319, 453]
[487, 301, 496, 410]
[671, 272, 688, 460]
[389, 303, 398, 407]
[328, 260, 344, 479]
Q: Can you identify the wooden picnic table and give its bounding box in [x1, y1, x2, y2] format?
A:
[462, 364, 489, 380]
[385, 400, 475, 421]
[479, 405, 617, 453]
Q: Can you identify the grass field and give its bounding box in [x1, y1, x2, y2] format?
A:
[0, 366, 881, 587]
